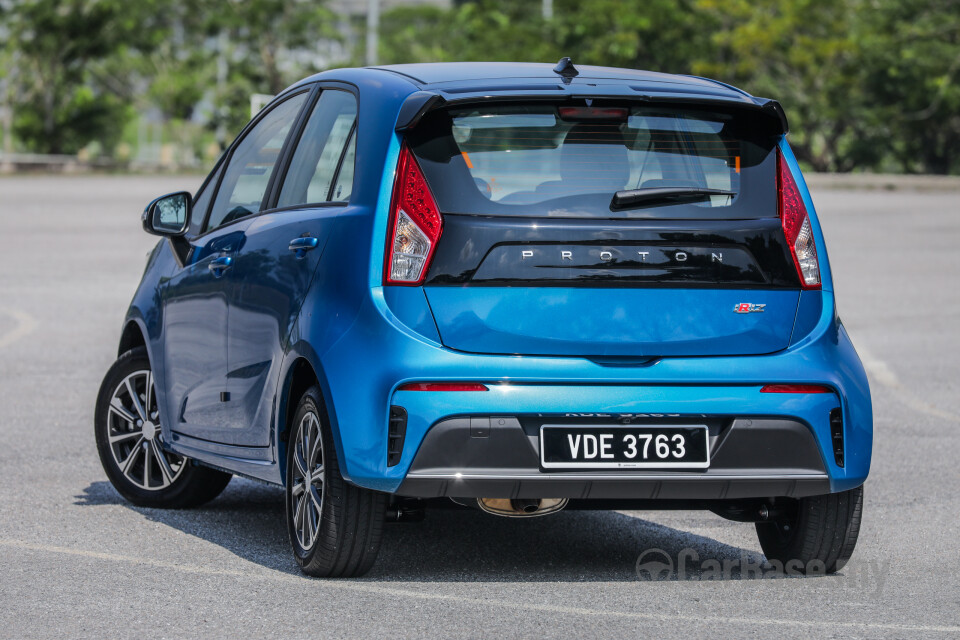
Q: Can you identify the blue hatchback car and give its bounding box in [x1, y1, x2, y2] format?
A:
[95, 60, 872, 577]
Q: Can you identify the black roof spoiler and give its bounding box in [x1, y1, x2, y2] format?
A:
[395, 91, 446, 132]
[396, 89, 789, 135]
[753, 97, 789, 135]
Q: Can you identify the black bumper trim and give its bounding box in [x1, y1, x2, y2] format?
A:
[396, 415, 831, 499]
[396, 473, 831, 499]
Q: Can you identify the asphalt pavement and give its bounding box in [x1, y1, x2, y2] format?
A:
[0, 175, 958, 639]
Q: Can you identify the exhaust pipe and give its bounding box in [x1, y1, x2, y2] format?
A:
[476, 497, 568, 517]
[511, 498, 542, 514]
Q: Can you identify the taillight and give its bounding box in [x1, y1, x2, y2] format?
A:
[384, 145, 442, 285]
[777, 150, 821, 289]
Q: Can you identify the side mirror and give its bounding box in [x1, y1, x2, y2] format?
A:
[142, 192, 191, 236]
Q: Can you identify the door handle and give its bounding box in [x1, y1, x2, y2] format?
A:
[208, 255, 233, 277]
[288, 236, 319, 258]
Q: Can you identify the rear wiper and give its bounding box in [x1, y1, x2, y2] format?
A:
[610, 187, 735, 211]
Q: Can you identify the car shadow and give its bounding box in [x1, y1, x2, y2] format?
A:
[77, 478, 777, 583]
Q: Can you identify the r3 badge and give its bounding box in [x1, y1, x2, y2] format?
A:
[734, 302, 766, 313]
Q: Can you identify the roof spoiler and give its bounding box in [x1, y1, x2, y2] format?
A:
[395, 90, 789, 135]
[395, 91, 446, 132]
[753, 97, 789, 135]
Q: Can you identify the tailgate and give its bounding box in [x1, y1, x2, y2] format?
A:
[404, 99, 801, 357]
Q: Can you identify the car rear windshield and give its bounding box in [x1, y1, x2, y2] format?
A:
[408, 102, 779, 219]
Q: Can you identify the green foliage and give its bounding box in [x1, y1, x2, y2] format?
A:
[13, 84, 130, 155]
[549, 0, 711, 73]
[377, 0, 960, 174]
[693, 0, 868, 172]
[2, 0, 958, 173]
[203, 0, 341, 136]
[856, 0, 960, 173]
[380, 2, 554, 63]
[3, 0, 152, 154]
[2, 0, 340, 156]
[214, 0, 340, 93]
[379, 0, 710, 71]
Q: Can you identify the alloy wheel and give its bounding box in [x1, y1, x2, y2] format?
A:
[291, 410, 325, 551]
[106, 369, 185, 491]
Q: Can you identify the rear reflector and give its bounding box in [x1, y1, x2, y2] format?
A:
[777, 150, 821, 289]
[387, 406, 408, 466]
[829, 408, 844, 467]
[761, 384, 832, 394]
[397, 382, 489, 392]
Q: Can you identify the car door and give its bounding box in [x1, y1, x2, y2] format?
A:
[224, 87, 359, 446]
[161, 90, 309, 445]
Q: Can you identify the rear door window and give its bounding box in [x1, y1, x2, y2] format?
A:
[409, 103, 779, 219]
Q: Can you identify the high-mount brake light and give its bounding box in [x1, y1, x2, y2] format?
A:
[384, 145, 443, 285]
[761, 384, 832, 394]
[397, 383, 489, 392]
[558, 106, 628, 121]
[777, 150, 821, 289]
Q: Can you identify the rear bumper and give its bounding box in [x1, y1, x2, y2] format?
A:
[396, 416, 831, 499]
[307, 288, 871, 497]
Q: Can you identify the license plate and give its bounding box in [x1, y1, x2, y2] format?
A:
[539, 425, 710, 469]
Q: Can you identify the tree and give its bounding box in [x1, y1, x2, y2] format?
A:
[3, 0, 157, 155]
[376, 0, 960, 175]
[856, 0, 960, 174]
[549, 0, 711, 73]
[692, 0, 871, 172]
[205, 0, 341, 136]
[380, 1, 555, 64]
[3, 0, 958, 173]
[379, 0, 709, 73]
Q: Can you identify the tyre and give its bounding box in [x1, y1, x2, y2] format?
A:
[755, 484, 863, 574]
[94, 347, 232, 508]
[285, 385, 386, 577]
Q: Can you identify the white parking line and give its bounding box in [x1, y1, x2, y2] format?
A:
[1, 538, 958, 634]
[858, 345, 960, 423]
[0, 308, 37, 349]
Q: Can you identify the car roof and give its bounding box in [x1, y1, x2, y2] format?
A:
[369, 62, 749, 97]
[281, 62, 786, 134]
